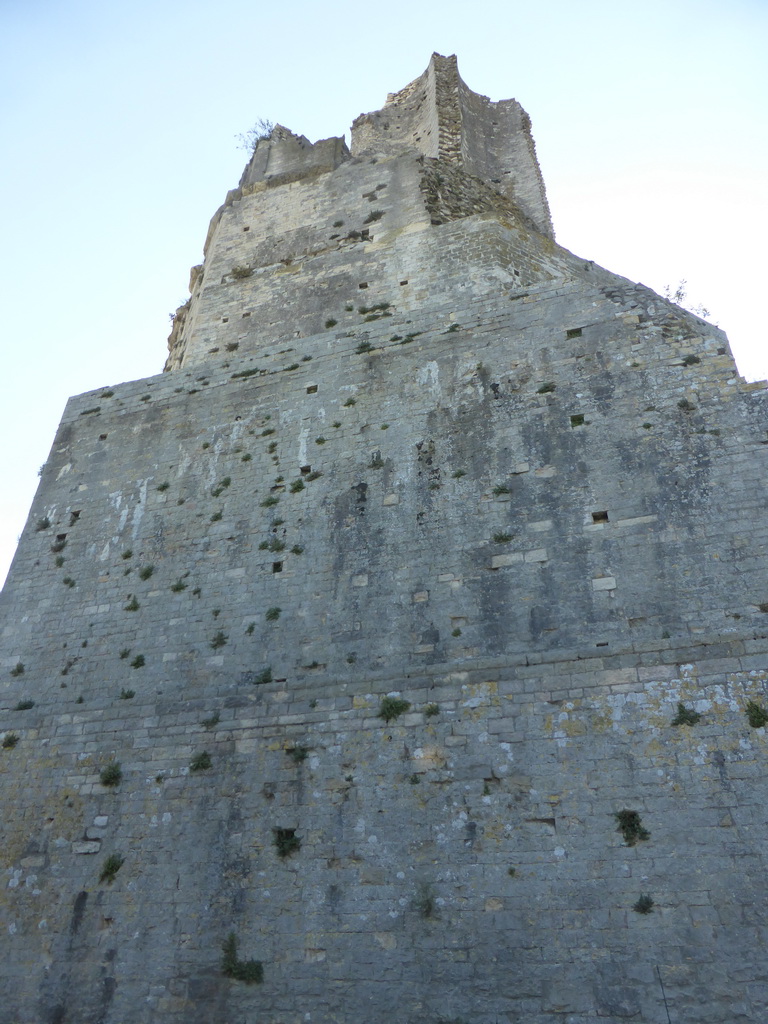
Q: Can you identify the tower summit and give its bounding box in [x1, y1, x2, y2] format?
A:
[166, 53, 552, 371]
[2, 54, 767, 1024]
[352, 52, 553, 236]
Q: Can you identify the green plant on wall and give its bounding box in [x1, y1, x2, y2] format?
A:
[222, 932, 264, 984]
[273, 827, 301, 859]
[211, 477, 232, 497]
[99, 853, 124, 884]
[745, 700, 768, 728]
[100, 762, 122, 787]
[614, 809, 650, 846]
[671, 702, 701, 726]
[190, 751, 212, 772]
[633, 894, 654, 914]
[413, 882, 437, 918]
[378, 696, 410, 722]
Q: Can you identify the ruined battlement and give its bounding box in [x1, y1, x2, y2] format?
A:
[239, 125, 350, 190]
[1, 55, 767, 1024]
[351, 53, 553, 235]
[165, 55, 553, 372]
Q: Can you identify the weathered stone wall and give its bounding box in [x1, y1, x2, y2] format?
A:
[3, 262, 768, 1021]
[164, 150, 561, 371]
[239, 128, 349, 191]
[1, 633, 767, 1023]
[351, 56, 441, 160]
[351, 53, 552, 236]
[457, 73, 553, 237]
[2, 53, 768, 1024]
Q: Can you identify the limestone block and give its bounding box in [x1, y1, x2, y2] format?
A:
[491, 553, 523, 568]
[72, 841, 100, 855]
[592, 576, 617, 591]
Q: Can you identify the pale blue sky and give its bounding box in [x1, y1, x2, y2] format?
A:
[1, 0, 766, 585]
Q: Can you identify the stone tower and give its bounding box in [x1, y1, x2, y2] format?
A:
[1, 54, 767, 1024]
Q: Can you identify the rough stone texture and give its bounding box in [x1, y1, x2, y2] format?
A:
[1, 54, 768, 1024]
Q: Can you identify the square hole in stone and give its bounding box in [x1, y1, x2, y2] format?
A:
[358, 282, 368, 289]
[300, 465, 311, 475]
[592, 510, 609, 523]
[400, 279, 408, 286]
[570, 414, 585, 428]
[306, 385, 318, 394]
[566, 327, 583, 339]
[272, 561, 283, 574]
[243, 226, 250, 231]
[99, 434, 107, 440]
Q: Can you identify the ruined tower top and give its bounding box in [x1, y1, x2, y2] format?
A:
[351, 53, 553, 237]
[165, 53, 556, 371]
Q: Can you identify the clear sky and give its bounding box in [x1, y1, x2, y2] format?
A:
[1, 0, 766, 587]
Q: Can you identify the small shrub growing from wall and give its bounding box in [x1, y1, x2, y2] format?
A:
[633, 894, 654, 914]
[745, 700, 768, 728]
[190, 751, 212, 772]
[99, 853, 124, 884]
[100, 762, 122, 787]
[222, 933, 263, 984]
[671, 702, 701, 726]
[614, 809, 650, 846]
[413, 883, 436, 918]
[379, 696, 411, 722]
[273, 828, 301, 858]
